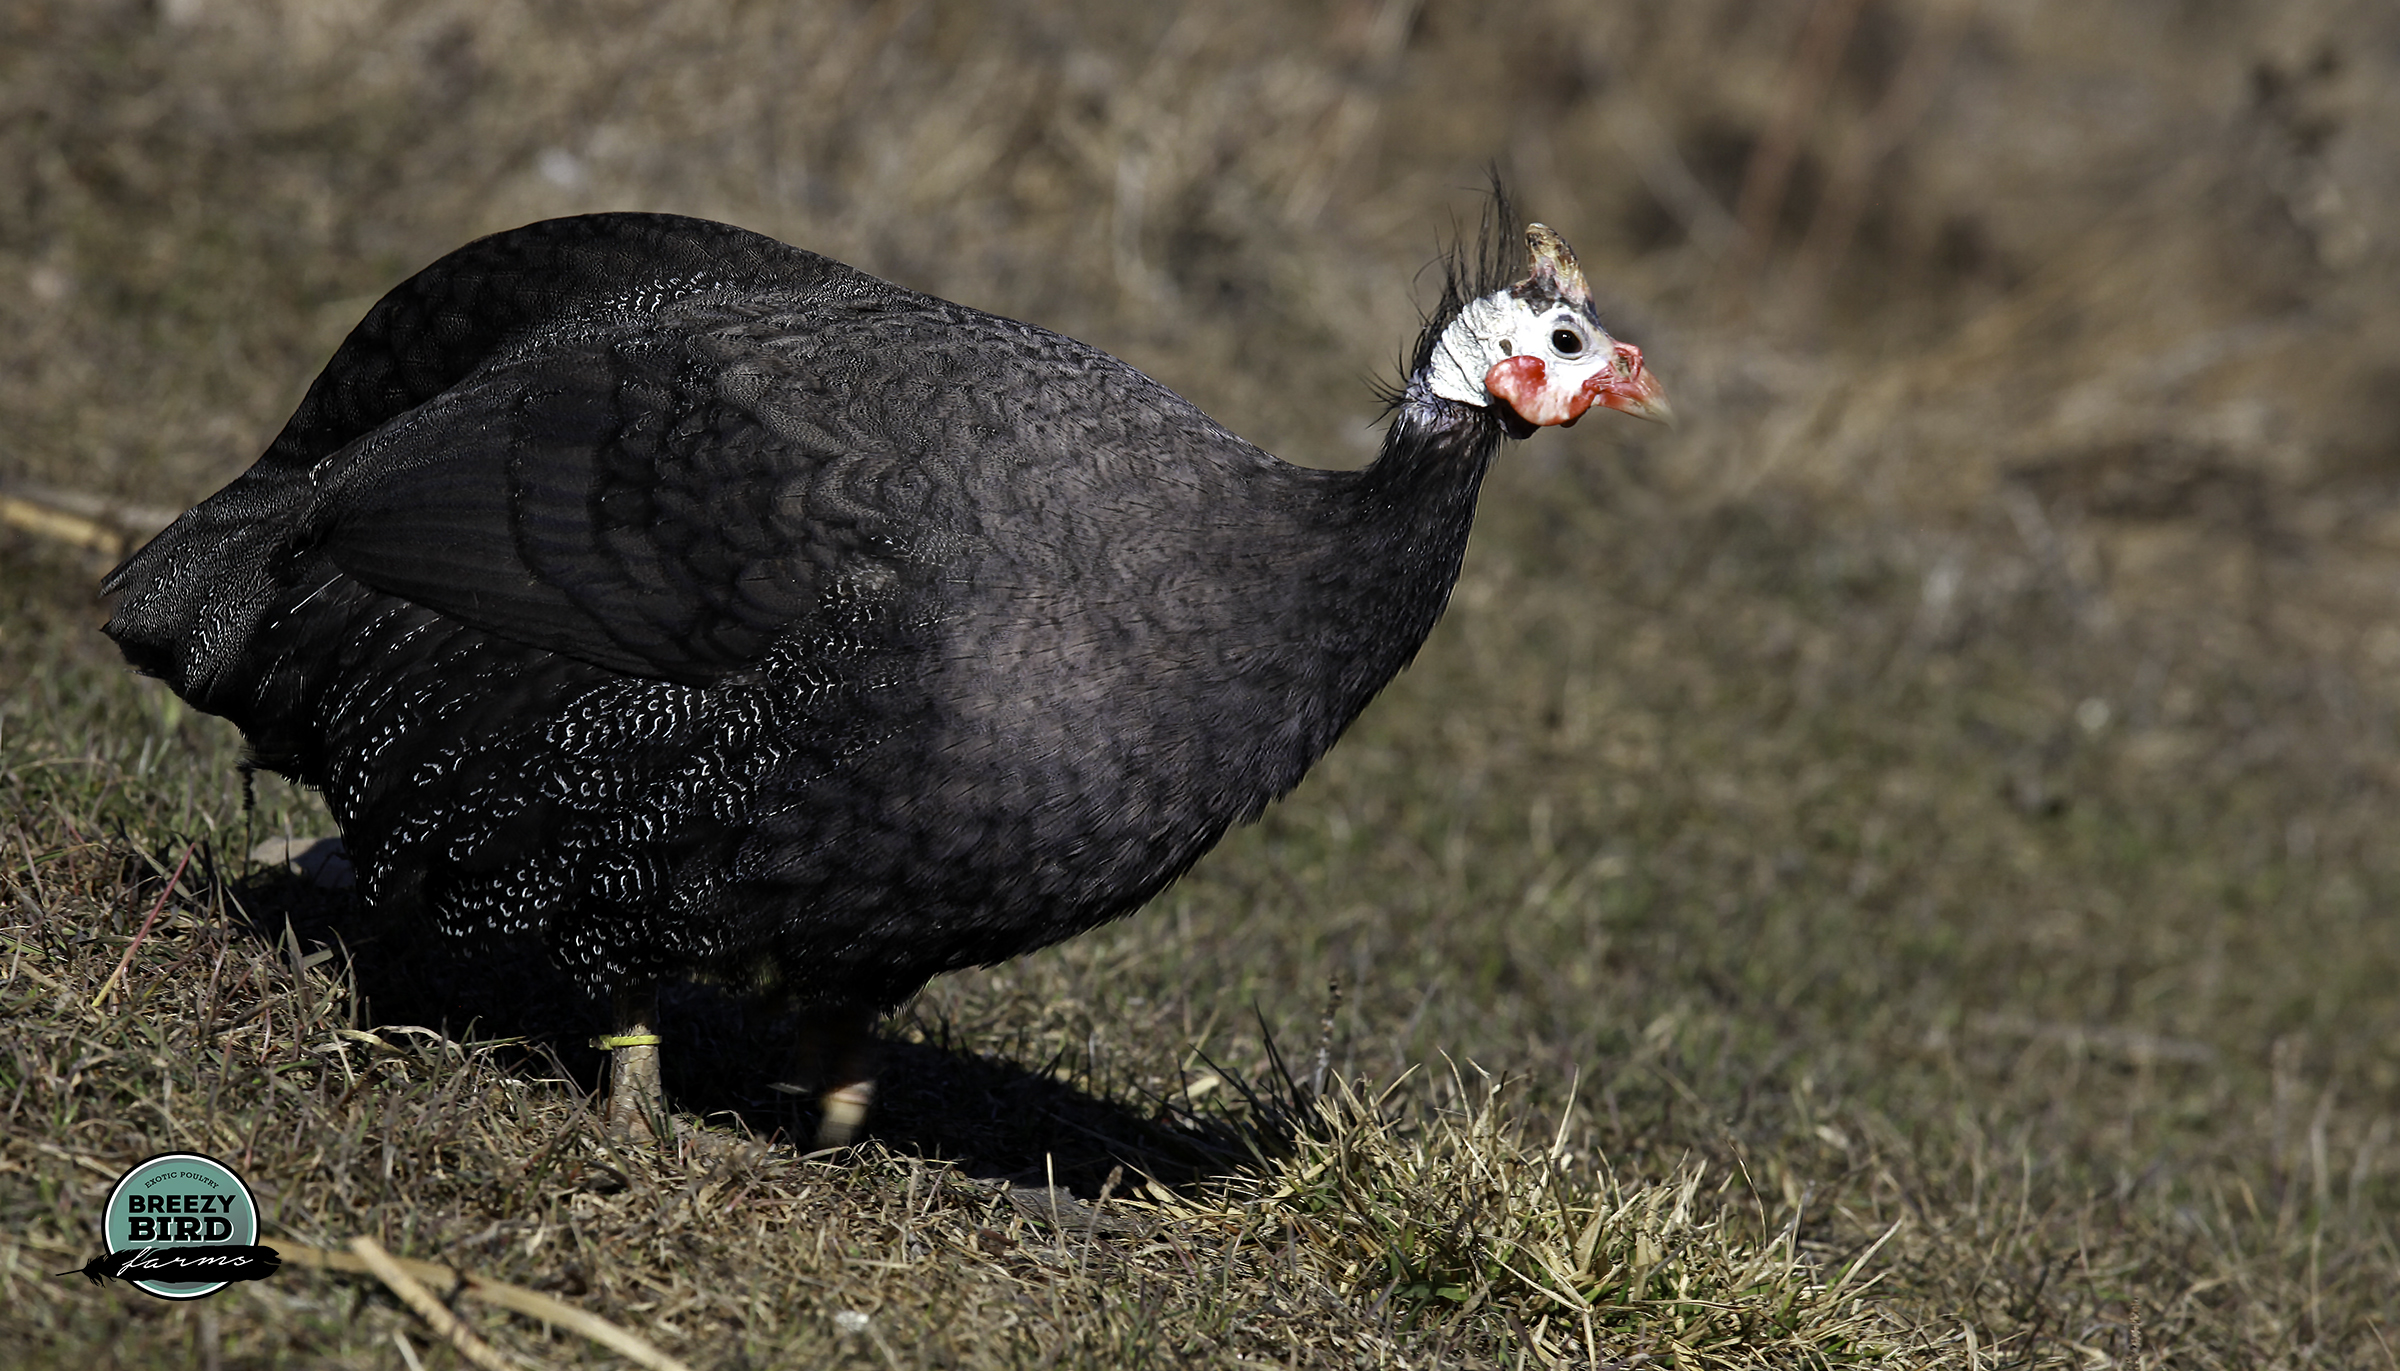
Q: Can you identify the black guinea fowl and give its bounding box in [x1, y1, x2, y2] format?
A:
[103, 208, 1670, 1144]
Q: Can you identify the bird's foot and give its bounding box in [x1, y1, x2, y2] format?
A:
[774, 1006, 882, 1150]
[814, 1078, 875, 1149]
[602, 1044, 673, 1143]
[599, 982, 672, 1144]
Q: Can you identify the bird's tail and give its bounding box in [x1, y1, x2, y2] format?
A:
[101, 466, 315, 719]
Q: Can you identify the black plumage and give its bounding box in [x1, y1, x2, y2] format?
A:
[103, 209, 1667, 1140]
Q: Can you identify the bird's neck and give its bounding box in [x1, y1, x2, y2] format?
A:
[1310, 388, 1505, 710]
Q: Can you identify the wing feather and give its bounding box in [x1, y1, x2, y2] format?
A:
[304, 330, 902, 686]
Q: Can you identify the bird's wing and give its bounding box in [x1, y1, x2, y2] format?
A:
[257, 213, 853, 475]
[301, 327, 936, 686]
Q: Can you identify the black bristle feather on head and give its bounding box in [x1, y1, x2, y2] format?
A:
[1376, 175, 1522, 414]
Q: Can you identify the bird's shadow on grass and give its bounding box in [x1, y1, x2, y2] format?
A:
[233, 867, 1286, 1196]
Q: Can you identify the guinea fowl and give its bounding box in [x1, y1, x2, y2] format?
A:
[103, 209, 1669, 1144]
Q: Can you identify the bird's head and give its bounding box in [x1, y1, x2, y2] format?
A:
[1424, 224, 1672, 432]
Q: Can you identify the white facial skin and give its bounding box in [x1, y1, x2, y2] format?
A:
[1426, 288, 1671, 428]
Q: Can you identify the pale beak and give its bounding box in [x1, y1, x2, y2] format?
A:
[1581, 341, 1674, 427]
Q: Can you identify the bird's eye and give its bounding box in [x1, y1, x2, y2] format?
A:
[1551, 328, 1583, 355]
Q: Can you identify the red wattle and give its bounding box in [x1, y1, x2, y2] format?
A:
[1483, 354, 1595, 427]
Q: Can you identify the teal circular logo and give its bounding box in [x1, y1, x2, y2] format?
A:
[101, 1153, 261, 1299]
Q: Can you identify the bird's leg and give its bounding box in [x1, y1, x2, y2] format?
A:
[599, 981, 669, 1142]
[786, 1006, 881, 1149]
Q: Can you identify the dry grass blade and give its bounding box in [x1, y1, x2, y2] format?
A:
[0, 483, 179, 562]
[0, 493, 124, 559]
[86, 839, 192, 1010]
[284, 1241, 697, 1371]
[347, 1235, 526, 1371]
[1144, 1071, 1906, 1366]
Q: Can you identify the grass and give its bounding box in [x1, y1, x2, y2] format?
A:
[7, 0, 2400, 1365]
[1, 833, 1902, 1367]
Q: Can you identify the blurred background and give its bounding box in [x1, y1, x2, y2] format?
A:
[9, 0, 2395, 514]
[5, 0, 2400, 1359]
